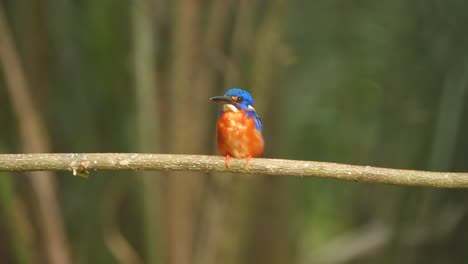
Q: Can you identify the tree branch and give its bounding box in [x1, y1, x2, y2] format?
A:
[0, 153, 467, 188]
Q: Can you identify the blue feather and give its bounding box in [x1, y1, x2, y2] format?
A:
[224, 88, 262, 132]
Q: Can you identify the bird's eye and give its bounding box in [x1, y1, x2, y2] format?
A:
[236, 96, 243, 102]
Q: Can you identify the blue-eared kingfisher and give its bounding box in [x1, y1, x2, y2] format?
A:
[210, 88, 264, 167]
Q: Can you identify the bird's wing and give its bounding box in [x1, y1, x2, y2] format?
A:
[246, 108, 262, 132]
[254, 114, 262, 132]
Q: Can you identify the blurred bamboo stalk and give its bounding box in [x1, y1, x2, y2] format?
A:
[0, 172, 32, 264]
[102, 179, 143, 264]
[166, 0, 204, 263]
[132, 0, 162, 262]
[0, 5, 71, 264]
[251, 0, 286, 112]
[429, 59, 468, 170]
[193, 1, 234, 262]
[13, 0, 49, 104]
[247, 1, 291, 263]
[225, 0, 254, 85]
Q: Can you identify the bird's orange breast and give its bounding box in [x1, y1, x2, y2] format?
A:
[216, 110, 264, 158]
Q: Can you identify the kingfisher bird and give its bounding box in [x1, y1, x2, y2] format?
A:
[211, 88, 264, 168]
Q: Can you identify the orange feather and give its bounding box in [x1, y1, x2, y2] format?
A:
[216, 110, 264, 159]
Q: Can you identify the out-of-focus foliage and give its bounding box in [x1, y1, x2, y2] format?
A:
[0, 0, 467, 263]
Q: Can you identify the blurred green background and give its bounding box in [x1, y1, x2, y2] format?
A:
[0, 0, 468, 263]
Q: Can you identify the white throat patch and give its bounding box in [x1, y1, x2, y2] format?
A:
[223, 104, 238, 112]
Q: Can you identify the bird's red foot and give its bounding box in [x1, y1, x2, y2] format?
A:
[225, 154, 231, 168]
[244, 155, 252, 168]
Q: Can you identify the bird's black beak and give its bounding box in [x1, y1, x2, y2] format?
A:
[210, 95, 233, 104]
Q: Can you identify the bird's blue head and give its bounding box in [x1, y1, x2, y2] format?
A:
[210, 88, 255, 112]
[210, 88, 262, 132]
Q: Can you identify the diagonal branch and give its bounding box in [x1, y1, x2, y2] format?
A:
[0, 5, 71, 264]
[0, 153, 467, 188]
